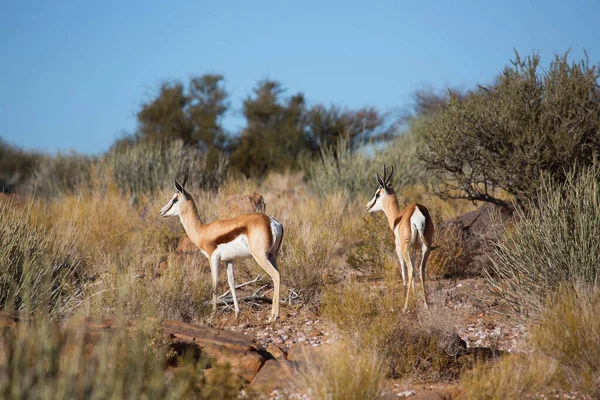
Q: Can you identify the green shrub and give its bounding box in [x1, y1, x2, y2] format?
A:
[0, 198, 85, 317]
[419, 50, 600, 207]
[346, 213, 396, 277]
[487, 165, 600, 316]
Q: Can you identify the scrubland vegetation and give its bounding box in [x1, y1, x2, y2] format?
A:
[1, 50, 600, 398]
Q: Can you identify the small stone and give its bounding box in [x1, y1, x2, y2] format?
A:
[397, 390, 416, 397]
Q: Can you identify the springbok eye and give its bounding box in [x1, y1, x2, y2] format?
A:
[173, 197, 178, 203]
[375, 193, 380, 199]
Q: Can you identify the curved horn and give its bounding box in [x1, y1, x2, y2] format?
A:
[385, 165, 394, 186]
[376, 172, 385, 188]
[383, 164, 388, 184]
[181, 168, 189, 188]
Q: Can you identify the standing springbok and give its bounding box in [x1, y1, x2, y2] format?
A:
[159, 171, 284, 322]
[365, 165, 436, 311]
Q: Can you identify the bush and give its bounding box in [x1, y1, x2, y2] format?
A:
[307, 130, 422, 198]
[28, 152, 94, 197]
[0, 197, 85, 317]
[0, 139, 38, 193]
[487, 165, 600, 316]
[419, 50, 600, 207]
[107, 139, 229, 198]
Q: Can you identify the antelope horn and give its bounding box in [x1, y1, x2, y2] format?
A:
[386, 165, 394, 186]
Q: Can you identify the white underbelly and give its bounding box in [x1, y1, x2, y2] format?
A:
[215, 234, 252, 262]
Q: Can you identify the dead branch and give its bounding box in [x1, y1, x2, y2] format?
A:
[217, 275, 265, 299]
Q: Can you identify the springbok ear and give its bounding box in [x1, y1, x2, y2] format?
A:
[174, 179, 183, 193]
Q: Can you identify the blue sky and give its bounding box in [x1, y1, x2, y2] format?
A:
[1, 0, 598, 154]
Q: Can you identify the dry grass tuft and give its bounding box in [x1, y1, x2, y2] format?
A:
[294, 342, 388, 400]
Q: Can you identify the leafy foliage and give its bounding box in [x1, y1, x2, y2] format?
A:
[135, 74, 229, 167]
[229, 79, 390, 176]
[419, 50, 600, 207]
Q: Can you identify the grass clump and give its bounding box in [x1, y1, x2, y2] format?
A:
[294, 343, 388, 400]
[0, 198, 85, 317]
[277, 193, 347, 303]
[321, 281, 464, 380]
[487, 165, 600, 316]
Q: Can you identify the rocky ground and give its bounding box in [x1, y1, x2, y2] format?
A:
[205, 275, 530, 399]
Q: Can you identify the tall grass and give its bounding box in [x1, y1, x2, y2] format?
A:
[0, 197, 85, 318]
[294, 343, 388, 400]
[487, 165, 600, 316]
[107, 139, 229, 198]
[307, 131, 422, 198]
[277, 192, 348, 303]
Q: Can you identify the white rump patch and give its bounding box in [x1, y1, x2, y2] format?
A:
[269, 217, 284, 254]
[410, 206, 426, 242]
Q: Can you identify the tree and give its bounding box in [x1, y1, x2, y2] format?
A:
[230, 80, 311, 176]
[229, 79, 391, 176]
[136, 74, 229, 167]
[306, 105, 388, 151]
[418, 51, 600, 207]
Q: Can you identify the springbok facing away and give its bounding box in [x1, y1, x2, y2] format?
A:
[365, 165, 436, 311]
[159, 172, 284, 322]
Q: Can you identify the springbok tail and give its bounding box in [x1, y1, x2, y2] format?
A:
[416, 226, 438, 251]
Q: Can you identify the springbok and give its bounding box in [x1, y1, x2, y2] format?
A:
[365, 165, 436, 311]
[159, 171, 284, 322]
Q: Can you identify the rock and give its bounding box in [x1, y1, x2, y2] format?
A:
[286, 342, 328, 362]
[267, 344, 288, 360]
[245, 359, 297, 395]
[218, 193, 266, 219]
[160, 319, 269, 383]
[437, 203, 514, 277]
